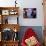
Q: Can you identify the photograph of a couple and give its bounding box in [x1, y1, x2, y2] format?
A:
[23, 8, 36, 18]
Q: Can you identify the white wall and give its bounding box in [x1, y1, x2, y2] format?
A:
[0, 0, 44, 26]
[0, 0, 15, 7]
[18, 0, 44, 26]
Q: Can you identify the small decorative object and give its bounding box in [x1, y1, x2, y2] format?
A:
[2, 28, 13, 41]
[5, 18, 8, 24]
[2, 16, 8, 24]
[2, 10, 9, 15]
[23, 8, 36, 18]
[10, 11, 15, 15]
[14, 28, 17, 32]
[9, 10, 18, 15]
[13, 28, 18, 40]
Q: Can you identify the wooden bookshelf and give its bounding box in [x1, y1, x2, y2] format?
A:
[0, 7, 20, 46]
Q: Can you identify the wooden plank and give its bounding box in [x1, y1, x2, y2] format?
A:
[0, 24, 20, 32]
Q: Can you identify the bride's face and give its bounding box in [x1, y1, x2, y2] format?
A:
[25, 36, 38, 46]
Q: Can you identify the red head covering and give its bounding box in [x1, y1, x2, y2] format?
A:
[21, 28, 36, 46]
[21, 28, 41, 46]
[24, 28, 36, 40]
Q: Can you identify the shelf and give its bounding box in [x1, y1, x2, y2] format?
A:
[2, 40, 19, 46]
[0, 7, 19, 10]
[0, 7, 19, 24]
[0, 24, 20, 32]
[0, 7, 19, 16]
[2, 40, 19, 43]
[0, 7, 20, 46]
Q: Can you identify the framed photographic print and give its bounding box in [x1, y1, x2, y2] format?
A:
[23, 8, 36, 18]
[2, 10, 9, 15]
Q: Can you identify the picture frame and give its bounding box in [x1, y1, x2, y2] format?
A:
[23, 8, 36, 18]
[2, 10, 9, 15]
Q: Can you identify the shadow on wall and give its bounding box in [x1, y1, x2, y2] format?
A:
[18, 26, 43, 44]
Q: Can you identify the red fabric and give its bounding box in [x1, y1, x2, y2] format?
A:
[21, 28, 41, 46]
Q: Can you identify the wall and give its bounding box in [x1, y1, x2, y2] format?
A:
[18, 0, 44, 26]
[0, 0, 15, 7]
[43, 0, 46, 26]
[0, 0, 44, 26]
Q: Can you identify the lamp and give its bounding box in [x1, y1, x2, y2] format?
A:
[15, 0, 17, 7]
